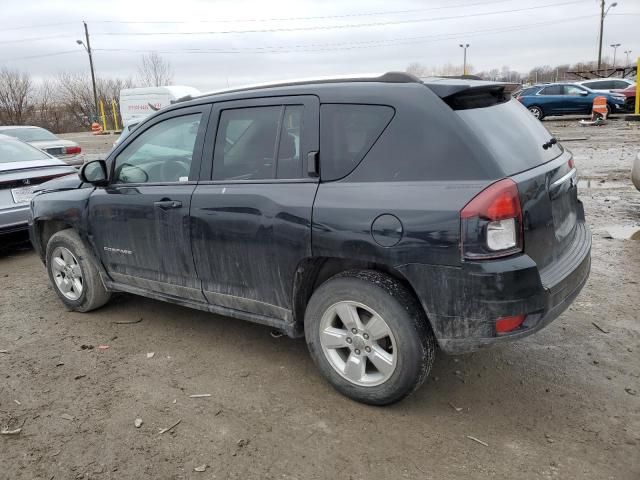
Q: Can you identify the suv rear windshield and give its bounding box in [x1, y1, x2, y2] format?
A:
[456, 99, 562, 174]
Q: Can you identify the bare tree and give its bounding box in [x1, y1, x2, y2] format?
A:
[406, 62, 428, 78]
[137, 52, 174, 87]
[0, 68, 33, 125]
[55, 72, 136, 129]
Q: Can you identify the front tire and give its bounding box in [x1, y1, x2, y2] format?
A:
[46, 229, 111, 312]
[528, 105, 545, 120]
[304, 270, 436, 405]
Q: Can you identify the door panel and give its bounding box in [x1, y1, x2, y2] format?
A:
[563, 85, 592, 114]
[89, 105, 210, 300]
[191, 183, 317, 316]
[89, 185, 203, 299]
[191, 96, 319, 318]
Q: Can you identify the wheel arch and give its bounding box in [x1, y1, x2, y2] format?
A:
[291, 257, 433, 335]
[35, 219, 73, 261]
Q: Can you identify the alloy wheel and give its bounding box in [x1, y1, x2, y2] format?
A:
[319, 301, 397, 387]
[50, 246, 83, 301]
[529, 107, 542, 119]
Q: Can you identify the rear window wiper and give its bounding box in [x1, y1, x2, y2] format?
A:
[542, 137, 557, 150]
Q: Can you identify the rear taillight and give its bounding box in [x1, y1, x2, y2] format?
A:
[65, 145, 81, 155]
[568, 157, 574, 169]
[460, 178, 523, 260]
[496, 314, 526, 334]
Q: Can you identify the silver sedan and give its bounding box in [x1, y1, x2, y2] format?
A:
[0, 134, 77, 234]
[0, 126, 85, 166]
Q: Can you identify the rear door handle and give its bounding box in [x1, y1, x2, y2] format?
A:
[154, 200, 182, 209]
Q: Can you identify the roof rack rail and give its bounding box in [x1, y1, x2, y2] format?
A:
[188, 72, 421, 101]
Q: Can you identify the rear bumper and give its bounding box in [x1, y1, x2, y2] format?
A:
[0, 204, 30, 234]
[397, 221, 591, 354]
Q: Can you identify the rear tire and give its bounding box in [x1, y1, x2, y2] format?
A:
[528, 105, 545, 120]
[46, 229, 111, 312]
[304, 270, 435, 405]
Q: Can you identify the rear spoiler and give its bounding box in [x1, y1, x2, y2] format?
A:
[422, 78, 521, 110]
[422, 78, 520, 98]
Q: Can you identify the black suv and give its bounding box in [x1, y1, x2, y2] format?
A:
[29, 73, 591, 405]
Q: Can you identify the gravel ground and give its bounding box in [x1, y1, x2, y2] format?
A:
[1, 119, 639, 480]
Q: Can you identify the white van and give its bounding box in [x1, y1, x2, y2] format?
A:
[115, 86, 201, 147]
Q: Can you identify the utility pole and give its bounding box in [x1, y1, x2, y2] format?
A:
[624, 50, 632, 66]
[610, 43, 621, 68]
[597, 1, 617, 70]
[77, 21, 99, 121]
[459, 43, 469, 76]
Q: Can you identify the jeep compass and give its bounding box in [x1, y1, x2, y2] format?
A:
[29, 73, 591, 405]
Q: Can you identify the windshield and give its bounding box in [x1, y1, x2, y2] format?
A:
[3, 127, 58, 142]
[456, 98, 563, 174]
[0, 138, 51, 163]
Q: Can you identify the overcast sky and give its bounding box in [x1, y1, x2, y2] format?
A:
[1, 0, 637, 91]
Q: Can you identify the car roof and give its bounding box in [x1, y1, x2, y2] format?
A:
[578, 78, 632, 83]
[187, 72, 421, 101]
[0, 125, 43, 130]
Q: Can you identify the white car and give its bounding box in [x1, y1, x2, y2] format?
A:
[632, 152, 640, 192]
[0, 126, 85, 166]
[577, 78, 635, 93]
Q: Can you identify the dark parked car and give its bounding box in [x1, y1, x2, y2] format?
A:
[0, 134, 76, 235]
[29, 73, 591, 405]
[515, 83, 626, 119]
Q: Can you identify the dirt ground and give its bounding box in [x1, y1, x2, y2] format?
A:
[1, 119, 639, 480]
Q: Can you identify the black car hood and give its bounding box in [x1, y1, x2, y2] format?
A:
[35, 173, 86, 193]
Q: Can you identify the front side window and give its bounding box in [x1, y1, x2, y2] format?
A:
[213, 105, 305, 181]
[540, 85, 563, 95]
[564, 85, 586, 96]
[113, 113, 202, 184]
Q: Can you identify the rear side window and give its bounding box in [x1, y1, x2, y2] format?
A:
[320, 104, 394, 181]
[519, 87, 539, 96]
[213, 105, 305, 181]
[584, 80, 606, 89]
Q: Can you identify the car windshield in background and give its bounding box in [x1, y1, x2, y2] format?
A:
[456, 98, 562, 174]
[0, 138, 51, 163]
[3, 127, 58, 142]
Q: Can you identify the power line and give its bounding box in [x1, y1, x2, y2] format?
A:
[91, 15, 596, 56]
[1, 50, 80, 62]
[92, 0, 513, 24]
[91, 0, 585, 37]
[0, 21, 78, 32]
[0, 34, 75, 45]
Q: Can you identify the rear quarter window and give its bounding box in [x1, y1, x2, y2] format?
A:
[320, 104, 394, 181]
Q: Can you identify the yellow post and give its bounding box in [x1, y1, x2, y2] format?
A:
[99, 100, 107, 132]
[111, 99, 119, 131]
[636, 57, 640, 115]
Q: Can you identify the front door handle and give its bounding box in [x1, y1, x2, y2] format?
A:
[154, 200, 182, 209]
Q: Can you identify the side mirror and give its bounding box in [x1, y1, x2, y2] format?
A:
[79, 159, 108, 186]
[579, 91, 589, 96]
